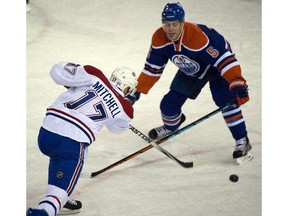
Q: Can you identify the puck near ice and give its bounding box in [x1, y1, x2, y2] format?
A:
[229, 174, 239, 182]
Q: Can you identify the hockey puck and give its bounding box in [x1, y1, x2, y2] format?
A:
[229, 174, 239, 182]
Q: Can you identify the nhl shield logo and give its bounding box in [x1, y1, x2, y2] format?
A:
[56, 171, 64, 178]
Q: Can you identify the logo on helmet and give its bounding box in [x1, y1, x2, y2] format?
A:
[162, 2, 185, 22]
[109, 66, 138, 96]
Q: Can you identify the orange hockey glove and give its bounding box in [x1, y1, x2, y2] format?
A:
[230, 81, 249, 106]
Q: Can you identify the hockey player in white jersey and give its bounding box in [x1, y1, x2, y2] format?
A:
[26, 62, 138, 216]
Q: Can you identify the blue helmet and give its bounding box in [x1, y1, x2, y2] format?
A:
[161, 2, 185, 22]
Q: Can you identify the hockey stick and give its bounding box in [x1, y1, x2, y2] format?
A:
[91, 101, 235, 177]
[129, 125, 193, 168]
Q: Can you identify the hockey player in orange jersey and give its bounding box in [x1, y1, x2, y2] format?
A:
[129, 2, 252, 164]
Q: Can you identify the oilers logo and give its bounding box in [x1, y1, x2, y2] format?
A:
[171, 54, 200, 76]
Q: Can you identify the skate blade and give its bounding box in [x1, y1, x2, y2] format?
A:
[236, 151, 253, 165]
[58, 209, 81, 215]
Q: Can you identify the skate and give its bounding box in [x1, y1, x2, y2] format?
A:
[148, 114, 186, 140]
[59, 199, 82, 215]
[233, 136, 253, 164]
[26, 208, 48, 216]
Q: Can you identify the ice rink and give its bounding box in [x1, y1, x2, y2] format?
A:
[24, 0, 265, 215]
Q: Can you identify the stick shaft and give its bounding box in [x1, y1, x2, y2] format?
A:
[91, 101, 233, 177]
[91, 144, 153, 177]
[156, 102, 231, 144]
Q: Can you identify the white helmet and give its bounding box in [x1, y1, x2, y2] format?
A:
[109, 66, 138, 96]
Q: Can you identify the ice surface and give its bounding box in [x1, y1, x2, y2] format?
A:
[26, 1, 262, 215]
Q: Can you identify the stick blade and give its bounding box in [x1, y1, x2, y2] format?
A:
[181, 161, 194, 168]
[91, 171, 101, 178]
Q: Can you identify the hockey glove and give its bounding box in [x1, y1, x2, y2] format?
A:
[126, 92, 141, 105]
[230, 81, 249, 106]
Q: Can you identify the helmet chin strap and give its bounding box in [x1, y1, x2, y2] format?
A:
[123, 87, 131, 97]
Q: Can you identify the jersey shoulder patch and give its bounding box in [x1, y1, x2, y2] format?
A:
[151, 27, 172, 48]
[182, 23, 209, 51]
[84, 65, 104, 78]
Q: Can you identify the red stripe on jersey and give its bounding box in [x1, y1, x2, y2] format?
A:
[163, 115, 182, 126]
[47, 108, 96, 142]
[46, 195, 62, 208]
[67, 143, 85, 194]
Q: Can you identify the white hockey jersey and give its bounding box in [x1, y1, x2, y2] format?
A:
[41, 62, 134, 144]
